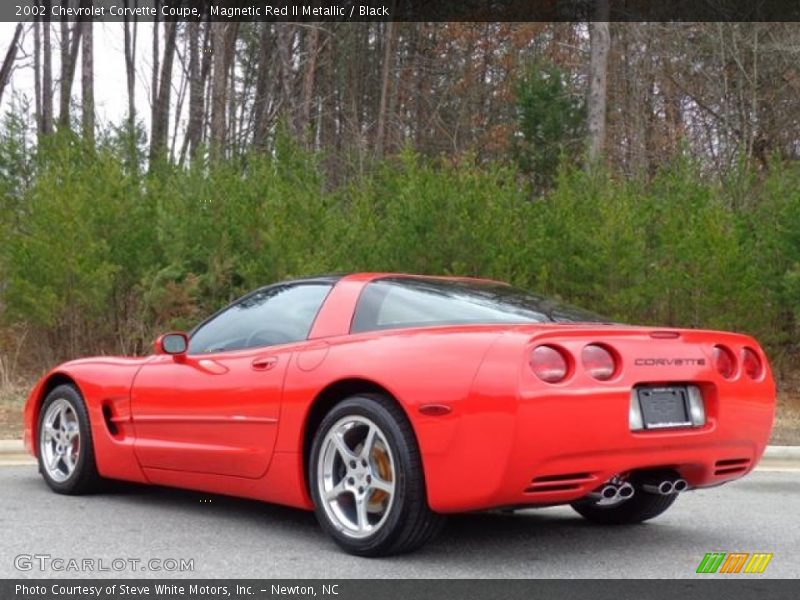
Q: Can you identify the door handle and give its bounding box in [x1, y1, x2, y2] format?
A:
[251, 356, 278, 371]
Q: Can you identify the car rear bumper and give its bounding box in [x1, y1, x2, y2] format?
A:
[419, 385, 775, 513]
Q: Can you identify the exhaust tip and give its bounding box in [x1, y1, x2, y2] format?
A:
[618, 483, 635, 499]
[642, 480, 676, 495]
[601, 485, 618, 499]
[673, 479, 688, 492]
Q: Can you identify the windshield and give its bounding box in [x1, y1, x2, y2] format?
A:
[351, 277, 610, 333]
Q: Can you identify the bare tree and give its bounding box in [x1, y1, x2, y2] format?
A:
[210, 21, 238, 158]
[587, 2, 610, 164]
[22, 17, 800, 179]
[34, 17, 42, 135]
[375, 21, 395, 158]
[123, 0, 138, 133]
[0, 24, 23, 107]
[42, 2, 53, 135]
[185, 20, 204, 159]
[300, 25, 320, 140]
[170, 35, 190, 160]
[149, 21, 178, 163]
[276, 25, 297, 136]
[58, 7, 83, 128]
[81, 14, 94, 148]
[185, 20, 213, 160]
[252, 23, 274, 151]
[150, 0, 160, 139]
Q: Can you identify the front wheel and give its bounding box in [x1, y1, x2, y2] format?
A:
[309, 394, 444, 556]
[571, 490, 678, 525]
[37, 384, 101, 494]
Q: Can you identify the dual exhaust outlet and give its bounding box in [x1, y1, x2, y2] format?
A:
[589, 476, 689, 501]
[589, 481, 636, 502]
[641, 478, 689, 496]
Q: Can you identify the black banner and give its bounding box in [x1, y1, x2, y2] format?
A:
[4, 0, 800, 23]
[3, 579, 800, 600]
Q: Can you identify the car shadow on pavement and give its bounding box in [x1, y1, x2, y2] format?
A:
[418, 507, 736, 570]
[10, 466, 725, 576]
[97, 479, 706, 563]
[98, 479, 322, 539]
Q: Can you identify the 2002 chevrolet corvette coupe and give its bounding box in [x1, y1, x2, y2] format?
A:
[24, 273, 775, 555]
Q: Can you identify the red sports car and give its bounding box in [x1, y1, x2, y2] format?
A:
[24, 273, 775, 556]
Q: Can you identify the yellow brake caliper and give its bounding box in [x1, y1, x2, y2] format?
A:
[368, 443, 392, 511]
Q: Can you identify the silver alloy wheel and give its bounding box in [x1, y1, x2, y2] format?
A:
[318, 415, 396, 539]
[40, 398, 81, 483]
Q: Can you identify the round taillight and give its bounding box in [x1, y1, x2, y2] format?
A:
[742, 348, 763, 380]
[582, 344, 617, 381]
[530, 345, 569, 383]
[713, 345, 736, 379]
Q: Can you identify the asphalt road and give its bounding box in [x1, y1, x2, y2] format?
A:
[0, 465, 797, 579]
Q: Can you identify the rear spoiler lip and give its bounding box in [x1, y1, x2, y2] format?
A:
[512, 323, 764, 346]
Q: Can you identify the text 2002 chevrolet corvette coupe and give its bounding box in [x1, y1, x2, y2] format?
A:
[24, 273, 775, 555]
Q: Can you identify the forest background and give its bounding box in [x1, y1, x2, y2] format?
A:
[1, 20, 799, 441]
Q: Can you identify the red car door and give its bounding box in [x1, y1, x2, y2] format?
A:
[130, 280, 335, 479]
[130, 347, 289, 478]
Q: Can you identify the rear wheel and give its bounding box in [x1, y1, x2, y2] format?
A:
[571, 491, 677, 525]
[309, 394, 444, 556]
[37, 384, 101, 494]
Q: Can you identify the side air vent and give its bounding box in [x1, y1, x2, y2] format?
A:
[714, 458, 751, 476]
[524, 472, 597, 494]
[102, 404, 119, 436]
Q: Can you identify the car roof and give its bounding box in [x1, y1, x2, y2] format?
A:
[285, 272, 511, 287]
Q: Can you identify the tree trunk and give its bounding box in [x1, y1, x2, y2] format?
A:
[412, 24, 427, 150]
[234, 58, 254, 158]
[300, 25, 320, 141]
[210, 22, 238, 158]
[81, 14, 94, 148]
[317, 24, 335, 153]
[252, 23, 272, 151]
[186, 20, 203, 159]
[58, 10, 83, 128]
[149, 20, 178, 164]
[34, 18, 42, 136]
[227, 47, 237, 155]
[170, 43, 189, 161]
[59, 16, 69, 121]
[42, 2, 53, 135]
[0, 24, 23, 107]
[151, 0, 160, 141]
[184, 20, 213, 160]
[210, 23, 228, 156]
[123, 0, 138, 133]
[375, 21, 395, 158]
[587, 2, 610, 165]
[276, 25, 296, 136]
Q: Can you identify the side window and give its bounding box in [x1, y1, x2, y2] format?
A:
[188, 283, 332, 354]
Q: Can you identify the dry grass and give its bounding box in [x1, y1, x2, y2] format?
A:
[0, 382, 27, 440]
[0, 380, 798, 444]
[772, 391, 800, 445]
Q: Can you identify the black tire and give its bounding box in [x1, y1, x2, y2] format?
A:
[308, 394, 444, 556]
[37, 384, 101, 495]
[571, 490, 678, 525]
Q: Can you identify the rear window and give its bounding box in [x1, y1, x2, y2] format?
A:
[351, 277, 608, 333]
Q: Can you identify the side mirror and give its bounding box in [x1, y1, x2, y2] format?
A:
[154, 332, 189, 360]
